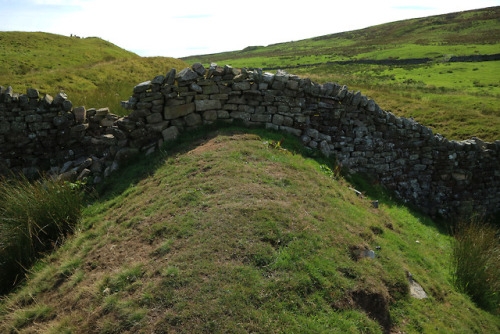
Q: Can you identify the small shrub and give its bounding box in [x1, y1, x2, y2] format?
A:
[451, 220, 499, 313]
[0, 176, 83, 294]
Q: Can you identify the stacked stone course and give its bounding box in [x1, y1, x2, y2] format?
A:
[1, 63, 498, 220]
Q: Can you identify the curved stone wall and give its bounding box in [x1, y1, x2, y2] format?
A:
[1, 63, 498, 220]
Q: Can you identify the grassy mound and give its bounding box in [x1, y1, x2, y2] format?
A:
[0, 32, 188, 114]
[0, 128, 498, 333]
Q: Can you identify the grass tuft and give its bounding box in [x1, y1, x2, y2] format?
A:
[0, 176, 83, 294]
[452, 220, 500, 313]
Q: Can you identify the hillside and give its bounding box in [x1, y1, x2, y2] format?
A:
[0, 32, 188, 114]
[1, 128, 499, 333]
[182, 7, 500, 142]
[183, 7, 500, 68]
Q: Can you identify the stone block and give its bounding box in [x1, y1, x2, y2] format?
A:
[146, 112, 163, 124]
[217, 110, 230, 119]
[280, 126, 302, 137]
[134, 81, 151, 94]
[164, 103, 195, 120]
[251, 114, 272, 123]
[195, 99, 221, 112]
[230, 111, 251, 121]
[232, 81, 251, 91]
[184, 113, 202, 127]
[203, 110, 218, 121]
[203, 85, 219, 94]
[162, 126, 179, 141]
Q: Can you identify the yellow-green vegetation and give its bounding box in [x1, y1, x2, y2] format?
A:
[452, 220, 500, 313]
[0, 176, 83, 295]
[291, 62, 500, 141]
[184, 7, 500, 67]
[183, 7, 500, 142]
[0, 32, 188, 114]
[1, 127, 498, 333]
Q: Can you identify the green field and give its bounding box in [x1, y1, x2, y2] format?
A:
[0, 32, 188, 114]
[183, 7, 500, 142]
[1, 127, 498, 333]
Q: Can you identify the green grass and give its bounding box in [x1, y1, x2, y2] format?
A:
[184, 7, 500, 66]
[290, 62, 500, 141]
[0, 127, 498, 333]
[182, 7, 500, 142]
[0, 31, 188, 115]
[452, 221, 500, 313]
[0, 176, 83, 294]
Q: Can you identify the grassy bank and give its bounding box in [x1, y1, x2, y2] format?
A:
[1, 127, 498, 333]
[0, 32, 188, 114]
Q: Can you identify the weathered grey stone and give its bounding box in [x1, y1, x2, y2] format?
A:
[230, 111, 251, 121]
[190, 83, 203, 93]
[165, 68, 177, 85]
[146, 112, 163, 124]
[0, 122, 10, 134]
[184, 113, 202, 127]
[305, 128, 319, 139]
[232, 81, 251, 91]
[117, 118, 136, 132]
[162, 126, 179, 141]
[217, 110, 230, 119]
[176, 67, 199, 83]
[134, 81, 152, 93]
[164, 103, 195, 119]
[43, 94, 53, 105]
[147, 120, 170, 133]
[203, 110, 218, 121]
[192, 63, 206, 76]
[150, 75, 164, 85]
[203, 85, 219, 95]
[53, 115, 67, 127]
[366, 99, 377, 112]
[250, 114, 272, 123]
[320, 140, 331, 157]
[27, 88, 39, 99]
[195, 99, 221, 112]
[53, 92, 67, 105]
[280, 126, 302, 136]
[272, 114, 284, 126]
[115, 147, 139, 162]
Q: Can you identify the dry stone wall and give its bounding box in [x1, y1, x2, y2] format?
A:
[1, 63, 498, 221]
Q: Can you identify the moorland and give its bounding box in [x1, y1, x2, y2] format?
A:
[0, 6, 499, 334]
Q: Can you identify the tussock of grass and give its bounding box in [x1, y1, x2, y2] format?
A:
[452, 221, 500, 313]
[0, 176, 83, 294]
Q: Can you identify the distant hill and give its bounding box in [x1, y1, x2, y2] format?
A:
[183, 6, 500, 68]
[182, 7, 500, 142]
[0, 32, 188, 114]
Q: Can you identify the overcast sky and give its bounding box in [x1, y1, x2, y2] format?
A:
[1, 0, 499, 58]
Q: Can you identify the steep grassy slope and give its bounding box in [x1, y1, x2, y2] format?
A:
[0, 32, 137, 75]
[182, 7, 500, 142]
[1, 128, 498, 333]
[0, 32, 188, 114]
